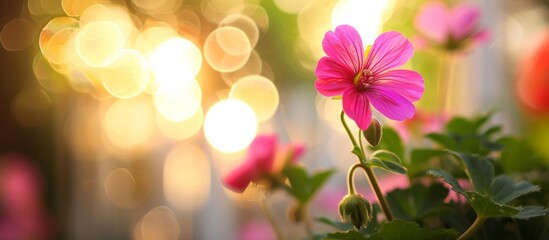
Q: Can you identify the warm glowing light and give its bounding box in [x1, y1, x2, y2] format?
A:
[11, 89, 52, 127]
[228, 4, 270, 33]
[229, 75, 279, 122]
[297, 0, 337, 69]
[331, 0, 394, 45]
[39, 17, 79, 57]
[149, 37, 202, 86]
[220, 50, 262, 86]
[33, 54, 69, 92]
[200, 0, 245, 23]
[104, 168, 137, 209]
[219, 14, 259, 48]
[140, 206, 180, 240]
[76, 21, 126, 67]
[62, 0, 102, 16]
[103, 98, 155, 150]
[204, 26, 252, 72]
[163, 144, 211, 212]
[154, 79, 202, 122]
[157, 107, 203, 140]
[1, 18, 36, 51]
[273, 0, 312, 14]
[42, 27, 79, 65]
[79, 4, 136, 38]
[131, 0, 183, 16]
[97, 49, 150, 99]
[204, 99, 257, 153]
[315, 94, 358, 133]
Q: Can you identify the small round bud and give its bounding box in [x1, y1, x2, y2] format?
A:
[338, 194, 373, 230]
[363, 119, 382, 147]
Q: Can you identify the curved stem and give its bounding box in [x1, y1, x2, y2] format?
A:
[340, 110, 394, 221]
[458, 216, 485, 240]
[302, 207, 313, 237]
[347, 163, 363, 195]
[260, 198, 284, 240]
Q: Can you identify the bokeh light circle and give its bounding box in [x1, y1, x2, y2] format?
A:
[219, 14, 259, 48]
[204, 99, 257, 153]
[140, 206, 180, 240]
[149, 37, 202, 86]
[154, 79, 202, 122]
[229, 75, 279, 122]
[76, 21, 126, 67]
[103, 98, 155, 150]
[99, 49, 150, 99]
[1, 18, 36, 51]
[157, 107, 203, 140]
[203, 26, 252, 72]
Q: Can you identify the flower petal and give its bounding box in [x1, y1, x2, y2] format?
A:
[223, 162, 256, 193]
[342, 88, 372, 130]
[247, 134, 277, 172]
[365, 31, 414, 75]
[289, 143, 305, 164]
[450, 3, 481, 40]
[414, 2, 450, 44]
[315, 57, 355, 96]
[367, 86, 415, 121]
[373, 69, 424, 102]
[322, 25, 365, 76]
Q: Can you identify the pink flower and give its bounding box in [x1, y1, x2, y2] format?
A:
[315, 25, 424, 130]
[414, 1, 490, 51]
[223, 134, 305, 193]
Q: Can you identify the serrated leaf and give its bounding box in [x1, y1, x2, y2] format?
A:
[426, 133, 457, 149]
[447, 117, 476, 135]
[371, 219, 459, 240]
[427, 169, 465, 194]
[464, 191, 520, 218]
[513, 206, 549, 219]
[368, 158, 407, 174]
[447, 151, 494, 195]
[491, 176, 540, 204]
[386, 183, 451, 221]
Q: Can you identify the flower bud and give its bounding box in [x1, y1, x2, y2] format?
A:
[287, 202, 304, 223]
[338, 194, 373, 230]
[363, 119, 382, 147]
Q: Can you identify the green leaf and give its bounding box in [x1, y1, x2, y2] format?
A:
[447, 151, 494, 195]
[464, 191, 520, 218]
[368, 158, 407, 175]
[283, 166, 335, 204]
[316, 217, 353, 231]
[371, 219, 459, 240]
[426, 133, 457, 149]
[447, 117, 477, 135]
[284, 165, 309, 202]
[498, 137, 545, 173]
[482, 126, 502, 137]
[386, 183, 451, 221]
[370, 149, 403, 164]
[426, 169, 465, 194]
[352, 147, 365, 163]
[409, 149, 446, 177]
[513, 206, 549, 219]
[374, 127, 404, 160]
[310, 169, 336, 199]
[326, 230, 368, 240]
[491, 176, 540, 204]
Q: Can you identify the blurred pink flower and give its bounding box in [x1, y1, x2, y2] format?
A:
[223, 135, 305, 193]
[414, 1, 490, 51]
[0, 154, 52, 240]
[315, 25, 424, 130]
[393, 111, 449, 142]
[238, 219, 276, 240]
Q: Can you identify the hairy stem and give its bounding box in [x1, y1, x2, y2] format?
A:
[458, 216, 485, 240]
[340, 111, 394, 221]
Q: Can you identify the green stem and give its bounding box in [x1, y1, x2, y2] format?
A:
[340, 111, 394, 221]
[260, 198, 284, 240]
[347, 163, 363, 195]
[302, 207, 313, 237]
[458, 216, 485, 240]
